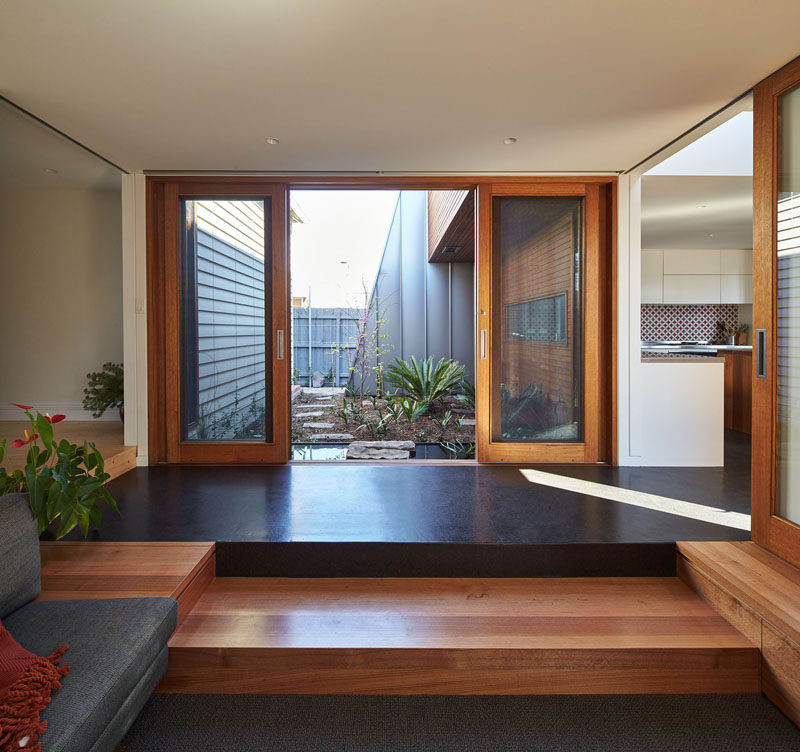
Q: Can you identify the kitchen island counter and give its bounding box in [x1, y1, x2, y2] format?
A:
[641, 357, 724, 466]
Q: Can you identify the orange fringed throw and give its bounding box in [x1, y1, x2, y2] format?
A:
[0, 621, 68, 752]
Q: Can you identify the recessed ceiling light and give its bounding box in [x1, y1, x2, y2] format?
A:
[264, 137, 280, 145]
[503, 137, 518, 145]
[43, 167, 59, 174]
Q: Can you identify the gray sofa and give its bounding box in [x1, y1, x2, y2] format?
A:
[0, 493, 177, 752]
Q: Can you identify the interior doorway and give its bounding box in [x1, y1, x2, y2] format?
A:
[288, 189, 477, 461]
[638, 106, 753, 490]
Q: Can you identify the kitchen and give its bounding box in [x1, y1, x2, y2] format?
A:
[639, 109, 753, 467]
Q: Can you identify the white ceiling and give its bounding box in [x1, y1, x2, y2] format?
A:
[0, 100, 121, 191]
[642, 176, 753, 249]
[0, 1, 798, 173]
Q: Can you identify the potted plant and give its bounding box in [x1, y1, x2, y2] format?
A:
[736, 323, 749, 345]
[0, 404, 119, 538]
[718, 321, 739, 345]
[83, 362, 124, 422]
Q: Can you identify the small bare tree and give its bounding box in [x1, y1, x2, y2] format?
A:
[332, 277, 393, 402]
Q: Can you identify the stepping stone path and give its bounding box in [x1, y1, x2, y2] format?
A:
[311, 433, 355, 441]
[346, 441, 416, 460]
[459, 418, 476, 426]
[303, 422, 335, 429]
[295, 411, 324, 419]
[307, 403, 336, 409]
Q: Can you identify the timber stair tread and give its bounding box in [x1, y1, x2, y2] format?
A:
[161, 576, 760, 694]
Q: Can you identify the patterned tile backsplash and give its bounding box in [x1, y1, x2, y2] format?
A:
[640, 304, 738, 342]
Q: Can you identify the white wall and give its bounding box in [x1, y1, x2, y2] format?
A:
[0, 187, 123, 419]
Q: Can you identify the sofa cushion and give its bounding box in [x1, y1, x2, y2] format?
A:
[3, 597, 177, 752]
[0, 493, 41, 619]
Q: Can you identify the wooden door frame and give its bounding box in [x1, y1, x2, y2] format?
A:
[476, 181, 614, 464]
[147, 178, 290, 463]
[147, 175, 616, 465]
[752, 55, 800, 566]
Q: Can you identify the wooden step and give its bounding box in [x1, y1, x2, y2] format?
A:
[38, 541, 216, 626]
[161, 576, 759, 695]
[678, 541, 800, 727]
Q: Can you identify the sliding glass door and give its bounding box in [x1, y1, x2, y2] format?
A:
[752, 57, 800, 566]
[148, 181, 290, 463]
[476, 182, 612, 463]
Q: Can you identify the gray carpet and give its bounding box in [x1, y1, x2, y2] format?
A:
[117, 694, 800, 751]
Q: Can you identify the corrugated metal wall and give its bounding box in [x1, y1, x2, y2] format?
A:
[353, 191, 475, 394]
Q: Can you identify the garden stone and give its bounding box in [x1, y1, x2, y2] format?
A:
[294, 411, 324, 418]
[303, 422, 335, 429]
[311, 370, 326, 387]
[460, 418, 476, 426]
[346, 440, 416, 460]
[307, 403, 336, 409]
[302, 387, 343, 397]
[311, 433, 354, 441]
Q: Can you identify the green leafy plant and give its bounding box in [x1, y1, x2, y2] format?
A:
[0, 404, 119, 538]
[500, 383, 567, 438]
[395, 397, 428, 424]
[439, 439, 476, 459]
[385, 356, 465, 407]
[83, 362, 124, 421]
[432, 409, 453, 439]
[454, 379, 475, 411]
[356, 413, 390, 439]
[385, 401, 403, 423]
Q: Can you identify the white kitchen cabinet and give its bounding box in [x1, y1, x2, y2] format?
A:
[642, 249, 663, 303]
[663, 274, 721, 304]
[721, 274, 753, 303]
[663, 249, 720, 275]
[642, 359, 724, 466]
[720, 249, 753, 275]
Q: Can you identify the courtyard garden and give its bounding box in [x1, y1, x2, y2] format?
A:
[291, 355, 476, 459]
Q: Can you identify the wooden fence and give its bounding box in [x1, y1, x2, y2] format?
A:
[291, 307, 364, 386]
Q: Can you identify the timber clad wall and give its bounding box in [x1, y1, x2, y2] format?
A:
[501, 209, 576, 412]
[189, 200, 266, 438]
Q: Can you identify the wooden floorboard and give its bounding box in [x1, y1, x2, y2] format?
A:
[38, 541, 216, 626]
[0, 420, 136, 481]
[162, 577, 759, 695]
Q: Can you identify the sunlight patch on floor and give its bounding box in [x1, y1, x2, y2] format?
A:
[518, 469, 751, 531]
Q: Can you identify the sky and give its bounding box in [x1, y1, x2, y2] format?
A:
[645, 111, 752, 176]
[290, 190, 399, 308]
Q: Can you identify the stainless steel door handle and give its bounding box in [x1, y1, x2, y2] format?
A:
[277, 329, 285, 361]
[480, 329, 488, 360]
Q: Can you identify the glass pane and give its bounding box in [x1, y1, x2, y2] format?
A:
[777, 85, 800, 523]
[180, 198, 271, 442]
[492, 196, 583, 442]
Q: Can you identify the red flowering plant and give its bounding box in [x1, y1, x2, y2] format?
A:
[0, 404, 119, 538]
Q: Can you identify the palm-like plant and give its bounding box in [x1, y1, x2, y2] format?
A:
[385, 356, 465, 407]
[454, 379, 475, 411]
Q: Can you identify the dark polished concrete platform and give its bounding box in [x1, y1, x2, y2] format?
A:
[82, 433, 751, 576]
